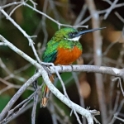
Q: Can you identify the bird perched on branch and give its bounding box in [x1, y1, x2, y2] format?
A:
[41, 27, 105, 107]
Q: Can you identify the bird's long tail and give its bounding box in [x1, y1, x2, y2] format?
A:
[41, 75, 55, 107]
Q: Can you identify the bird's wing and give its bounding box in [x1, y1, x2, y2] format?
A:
[42, 41, 58, 63]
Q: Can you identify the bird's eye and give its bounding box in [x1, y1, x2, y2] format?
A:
[69, 33, 73, 37]
[69, 32, 75, 38]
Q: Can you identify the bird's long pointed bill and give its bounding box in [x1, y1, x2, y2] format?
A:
[76, 27, 106, 37]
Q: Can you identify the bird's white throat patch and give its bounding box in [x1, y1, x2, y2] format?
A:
[67, 36, 81, 41]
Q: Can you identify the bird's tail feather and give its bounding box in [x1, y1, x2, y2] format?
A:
[41, 75, 55, 107]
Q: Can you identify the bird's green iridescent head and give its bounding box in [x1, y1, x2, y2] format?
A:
[52, 28, 79, 42]
[51, 27, 106, 42]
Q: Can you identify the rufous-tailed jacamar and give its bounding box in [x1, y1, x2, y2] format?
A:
[42, 27, 105, 107]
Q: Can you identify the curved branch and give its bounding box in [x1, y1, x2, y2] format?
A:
[39, 69, 94, 124]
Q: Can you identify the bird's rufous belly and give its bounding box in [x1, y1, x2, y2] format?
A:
[54, 46, 82, 65]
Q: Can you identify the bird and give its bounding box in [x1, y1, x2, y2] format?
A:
[41, 27, 106, 107]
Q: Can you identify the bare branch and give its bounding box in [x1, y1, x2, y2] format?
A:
[104, 0, 119, 19]
[50, 65, 123, 77]
[86, 0, 107, 123]
[0, 72, 41, 121]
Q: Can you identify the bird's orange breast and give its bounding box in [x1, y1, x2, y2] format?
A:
[54, 46, 82, 65]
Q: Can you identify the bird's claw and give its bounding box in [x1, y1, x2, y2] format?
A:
[42, 65, 52, 77]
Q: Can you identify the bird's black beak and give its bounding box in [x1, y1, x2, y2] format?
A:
[75, 27, 106, 37]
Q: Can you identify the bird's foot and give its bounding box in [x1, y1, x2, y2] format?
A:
[40, 62, 56, 77]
